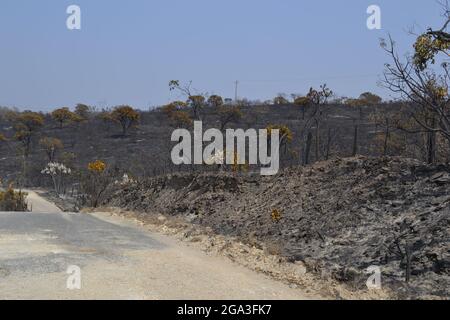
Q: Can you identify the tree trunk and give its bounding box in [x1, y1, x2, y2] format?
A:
[21, 154, 27, 188]
[315, 120, 320, 162]
[325, 128, 332, 160]
[352, 124, 359, 157]
[52, 175, 58, 194]
[427, 131, 436, 164]
[426, 117, 437, 164]
[304, 132, 313, 165]
[383, 126, 390, 156]
[405, 243, 412, 283]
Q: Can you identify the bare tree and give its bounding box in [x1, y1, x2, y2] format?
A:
[169, 80, 206, 120]
[381, 7, 450, 163]
[304, 85, 333, 163]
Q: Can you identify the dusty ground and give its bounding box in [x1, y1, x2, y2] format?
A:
[0, 206, 325, 300]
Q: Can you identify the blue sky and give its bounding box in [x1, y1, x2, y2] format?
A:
[0, 0, 444, 111]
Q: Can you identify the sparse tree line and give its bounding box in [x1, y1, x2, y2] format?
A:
[0, 91, 447, 203]
[1, 6, 450, 209]
[0, 105, 140, 208]
[0, 89, 446, 197]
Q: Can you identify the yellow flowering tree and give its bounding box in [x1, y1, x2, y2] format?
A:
[188, 95, 206, 120]
[81, 160, 111, 208]
[11, 111, 44, 185]
[51, 107, 82, 129]
[88, 160, 106, 173]
[162, 101, 192, 128]
[110, 106, 140, 136]
[414, 34, 450, 71]
[294, 96, 310, 120]
[208, 95, 224, 108]
[382, 6, 450, 163]
[266, 124, 293, 154]
[168, 80, 206, 120]
[75, 104, 91, 120]
[13, 111, 45, 156]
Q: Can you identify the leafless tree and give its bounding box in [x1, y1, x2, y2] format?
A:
[381, 31, 450, 163]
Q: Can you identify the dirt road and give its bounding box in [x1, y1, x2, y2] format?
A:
[23, 190, 63, 213]
[0, 194, 320, 300]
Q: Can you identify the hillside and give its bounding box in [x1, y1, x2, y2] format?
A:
[105, 156, 450, 299]
[0, 102, 412, 187]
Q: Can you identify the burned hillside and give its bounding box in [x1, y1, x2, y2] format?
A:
[106, 156, 450, 299]
[1, 101, 444, 189]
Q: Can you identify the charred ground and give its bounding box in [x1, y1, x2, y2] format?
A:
[106, 156, 450, 299]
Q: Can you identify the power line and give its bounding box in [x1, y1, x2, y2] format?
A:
[238, 74, 381, 84]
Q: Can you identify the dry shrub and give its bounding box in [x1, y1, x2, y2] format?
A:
[78, 160, 115, 208]
[0, 187, 27, 211]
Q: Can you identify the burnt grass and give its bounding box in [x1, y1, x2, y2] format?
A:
[106, 156, 450, 299]
[1, 102, 407, 186]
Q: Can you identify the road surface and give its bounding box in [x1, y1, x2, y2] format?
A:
[24, 190, 63, 213]
[0, 194, 319, 299]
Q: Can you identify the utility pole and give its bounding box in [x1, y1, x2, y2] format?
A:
[234, 80, 239, 103]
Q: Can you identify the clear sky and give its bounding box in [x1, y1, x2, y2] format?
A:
[0, 0, 444, 111]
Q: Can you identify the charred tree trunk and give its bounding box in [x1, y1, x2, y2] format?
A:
[304, 132, 313, 165]
[383, 121, 390, 156]
[315, 120, 320, 162]
[427, 117, 437, 164]
[352, 123, 359, 157]
[325, 128, 332, 160]
[405, 243, 412, 283]
[427, 131, 436, 164]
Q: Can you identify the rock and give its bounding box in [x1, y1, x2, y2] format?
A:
[431, 196, 450, 205]
[430, 172, 450, 185]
